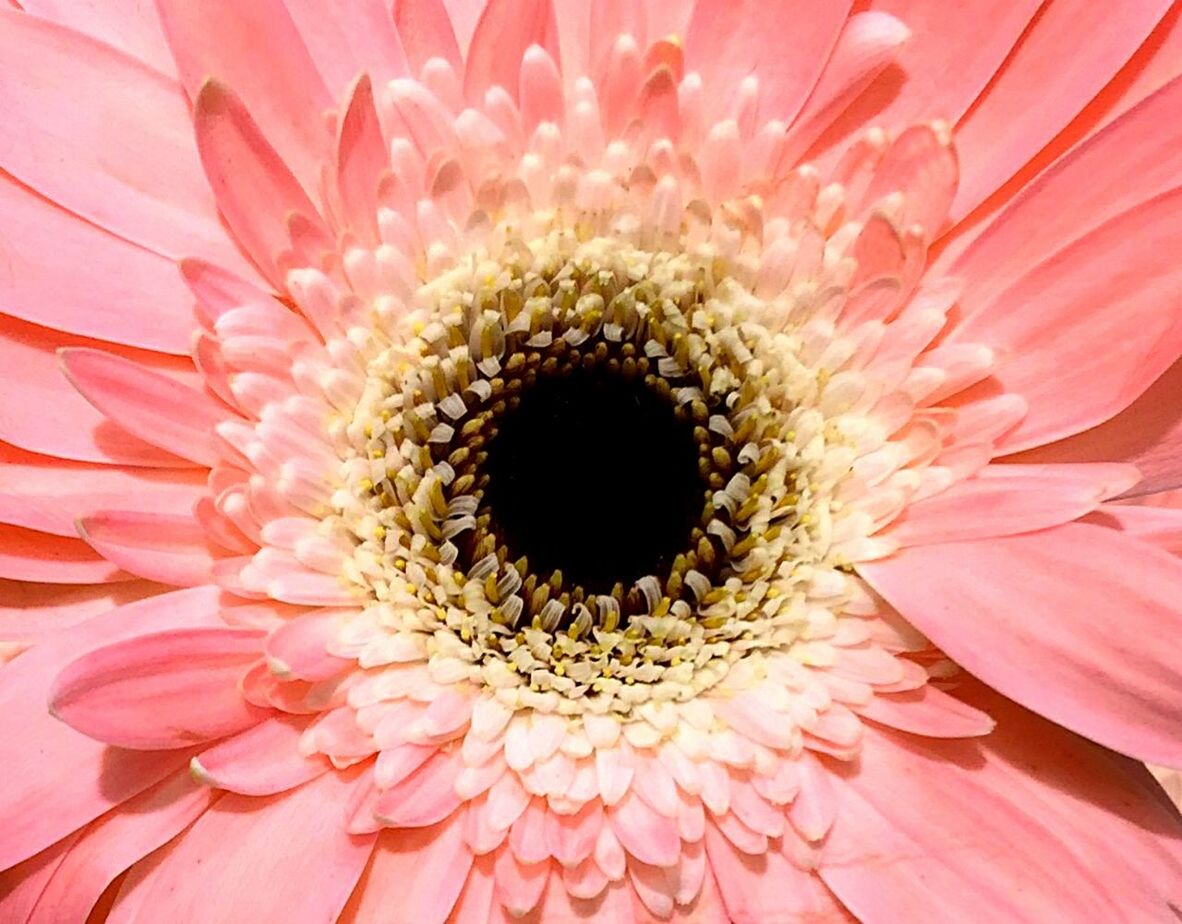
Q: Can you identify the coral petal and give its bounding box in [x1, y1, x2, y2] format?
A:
[80, 511, 226, 587]
[116, 770, 376, 922]
[60, 348, 234, 467]
[49, 626, 269, 750]
[25, 771, 214, 924]
[951, 0, 1173, 220]
[191, 715, 327, 795]
[192, 80, 331, 287]
[0, 587, 223, 869]
[861, 522, 1182, 765]
[155, 0, 332, 196]
[951, 187, 1182, 452]
[0, 12, 250, 276]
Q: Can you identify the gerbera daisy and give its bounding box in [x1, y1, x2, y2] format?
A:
[2, 0, 1182, 920]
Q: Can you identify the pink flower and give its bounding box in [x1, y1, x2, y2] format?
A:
[2, 0, 1182, 920]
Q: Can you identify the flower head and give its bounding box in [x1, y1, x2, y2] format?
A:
[3, 1, 1182, 921]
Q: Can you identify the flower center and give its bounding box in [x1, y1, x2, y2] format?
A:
[333, 221, 868, 716]
[480, 363, 702, 597]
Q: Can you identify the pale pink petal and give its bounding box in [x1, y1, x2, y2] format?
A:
[24, 771, 214, 923]
[820, 694, 1182, 922]
[781, 12, 911, 164]
[374, 750, 463, 826]
[949, 187, 1182, 452]
[49, 626, 269, 750]
[686, 0, 852, 125]
[0, 321, 200, 467]
[0, 444, 206, 537]
[285, 0, 407, 97]
[19, 0, 175, 74]
[0, 178, 201, 355]
[882, 463, 1140, 546]
[0, 12, 254, 282]
[191, 715, 328, 795]
[1014, 356, 1182, 498]
[860, 523, 1182, 765]
[155, 0, 332, 197]
[817, 0, 1041, 155]
[60, 347, 234, 468]
[337, 74, 389, 246]
[394, 0, 462, 74]
[0, 587, 222, 869]
[339, 815, 473, 923]
[192, 80, 332, 288]
[79, 511, 227, 586]
[949, 0, 1173, 221]
[464, 0, 560, 105]
[265, 608, 354, 681]
[853, 684, 995, 738]
[944, 74, 1182, 315]
[116, 770, 376, 922]
[608, 789, 681, 868]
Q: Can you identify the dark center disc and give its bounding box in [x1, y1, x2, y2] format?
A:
[482, 367, 703, 594]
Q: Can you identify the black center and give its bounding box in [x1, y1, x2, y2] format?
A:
[483, 368, 702, 593]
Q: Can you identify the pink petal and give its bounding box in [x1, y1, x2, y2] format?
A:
[339, 815, 473, 922]
[949, 187, 1182, 452]
[19, 0, 175, 74]
[859, 123, 958, 240]
[115, 770, 377, 921]
[608, 789, 681, 868]
[337, 74, 388, 246]
[0, 587, 222, 869]
[24, 771, 214, 923]
[1014, 356, 1182, 498]
[704, 822, 851, 922]
[946, 74, 1182, 320]
[49, 625, 269, 750]
[192, 80, 331, 288]
[0, 444, 206, 537]
[284, 0, 407, 97]
[860, 522, 1182, 765]
[79, 511, 227, 587]
[883, 463, 1140, 546]
[853, 683, 996, 738]
[0, 579, 161, 641]
[686, 0, 852, 125]
[191, 715, 328, 795]
[0, 523, 132, 584]
[1086, 502, 1182, 555]
[394, 0, 462, 74]
[464, 0, 559, 105]
[0, 12, 252, 283]
[0, 318, 200, 467]
[818, 0, 1042, 152]
[950, 0, 1173, 221]
[820, 692, 1182, 922]
[0, 833, 82, 922]
[374, 749, 463, 827]
[265, 608, 354, 681]
[782, 12, 911, 164]
[61, 347, 234, 468]
[0, 177, 200, 355]
[154, 0, 332, 197]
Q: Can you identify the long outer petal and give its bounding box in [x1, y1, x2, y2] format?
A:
[860, 522, 1182, 766]
[0, 587, 223, 870]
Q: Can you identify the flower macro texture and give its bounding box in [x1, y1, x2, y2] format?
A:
[2, 0, 1182, 920]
